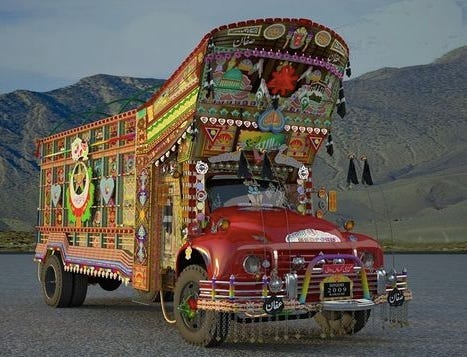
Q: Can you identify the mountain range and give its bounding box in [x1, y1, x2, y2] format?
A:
[1, 47, 466, 245]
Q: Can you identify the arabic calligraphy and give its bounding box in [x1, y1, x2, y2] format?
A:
[263, 296, 284, 315]
[323, 263, 354, 274]
[387, 288, 405, 307]
[233, 35, 255, 48]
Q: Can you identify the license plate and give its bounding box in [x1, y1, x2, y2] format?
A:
[323, 281, 351, 298]
[320, 274, 353, 300]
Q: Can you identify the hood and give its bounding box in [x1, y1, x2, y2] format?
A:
[208, 206, 343, 244]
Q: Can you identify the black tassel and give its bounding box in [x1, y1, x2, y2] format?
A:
[326, 133, 334, 156]
[203, 66, 214, 99]
[346, 61, 352, 77]
[346, 155, 359, 185]
[272, 95, 279, 109]
[361, 156, 373, 185]
[336, 80, 346, 118]
[237, 151, 251, 178]
[261, 153, 274, 180]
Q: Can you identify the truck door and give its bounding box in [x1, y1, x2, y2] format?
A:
[157, 171, 182, 289]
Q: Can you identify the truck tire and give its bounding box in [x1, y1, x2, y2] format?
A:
[70, 273, 88, 307]
[40, 254, 73, 308]
[174, 265, 229, 346]
[347, 309, 371, 334]
[98, 278, 121, 291]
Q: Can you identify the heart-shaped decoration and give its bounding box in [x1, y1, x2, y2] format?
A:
[284, 125, 290, 131]
[51, 184, 61, 207]
[299, 126, 306, 133]
[244, 121, 251, 128]
[218, 118, 226, 125]
[200, 116, 209, 123]
[209, 117, 217, 124]
[291, 125, 298, 132]
[227, 119, 234, 126]
[321, 128, 328, 135]
[306, 127, 313, 133]
[100, 177, 115, 204]
[235, 120, 243, 127]
[314, 127, 320, 134]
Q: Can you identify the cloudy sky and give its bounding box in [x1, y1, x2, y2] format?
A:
[1, 0, 466, 94]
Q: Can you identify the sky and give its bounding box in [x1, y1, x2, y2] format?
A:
[1, 0, 467, 94]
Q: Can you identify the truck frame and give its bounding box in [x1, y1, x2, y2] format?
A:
[35, 18, 411, 346]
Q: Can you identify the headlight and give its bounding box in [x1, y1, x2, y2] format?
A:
[243, 255, 261, 275]
[360, 252, 374, 270]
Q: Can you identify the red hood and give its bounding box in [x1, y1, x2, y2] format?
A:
[208, 206, 344, 244]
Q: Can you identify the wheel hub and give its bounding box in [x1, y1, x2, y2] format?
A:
[178, 296, 198, 320]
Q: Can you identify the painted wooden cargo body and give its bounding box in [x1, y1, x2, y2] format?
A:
[35, 18, 411, 346]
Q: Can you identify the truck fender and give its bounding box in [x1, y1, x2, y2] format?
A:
[176, 246, 211, 277]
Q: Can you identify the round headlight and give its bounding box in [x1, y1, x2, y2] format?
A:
[243, 255, 261, 275]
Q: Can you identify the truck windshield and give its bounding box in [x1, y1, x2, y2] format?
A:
[206, 177, 289, 210]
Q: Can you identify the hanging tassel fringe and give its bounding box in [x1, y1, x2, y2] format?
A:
[261, 153, 274, 180]
[325, 133, 334, 156]
[346, 155, 359, 185]
[361, 156, 374, 185]
[237, 151, 251, 179]
[336, 80, 346, 118]
[346, 60, 352, 78]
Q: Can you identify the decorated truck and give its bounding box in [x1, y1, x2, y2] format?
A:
[35, 18, 411, 346]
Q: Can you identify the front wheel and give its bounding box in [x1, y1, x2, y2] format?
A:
[316, 309, 371, 336]
[174, 265, 229, 346]
[40, 254, 73, 308]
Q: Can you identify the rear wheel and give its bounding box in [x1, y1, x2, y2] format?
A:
[40, 254, 73, 308]
[174, 265, 229, 346]
[70, 274, 88, 307]
[98, 278, 121, 291]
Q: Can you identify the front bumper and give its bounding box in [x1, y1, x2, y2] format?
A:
[197, 253, 412, 315]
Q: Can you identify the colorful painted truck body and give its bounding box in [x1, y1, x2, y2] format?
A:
[35, 18, 411, 346]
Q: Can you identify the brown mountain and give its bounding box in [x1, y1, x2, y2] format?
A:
[0, 74, 163, 231]
[0, 47, 466, 246]
[314, 45, 467, 244]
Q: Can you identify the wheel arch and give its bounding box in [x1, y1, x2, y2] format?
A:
[176, 247, 210, 277]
